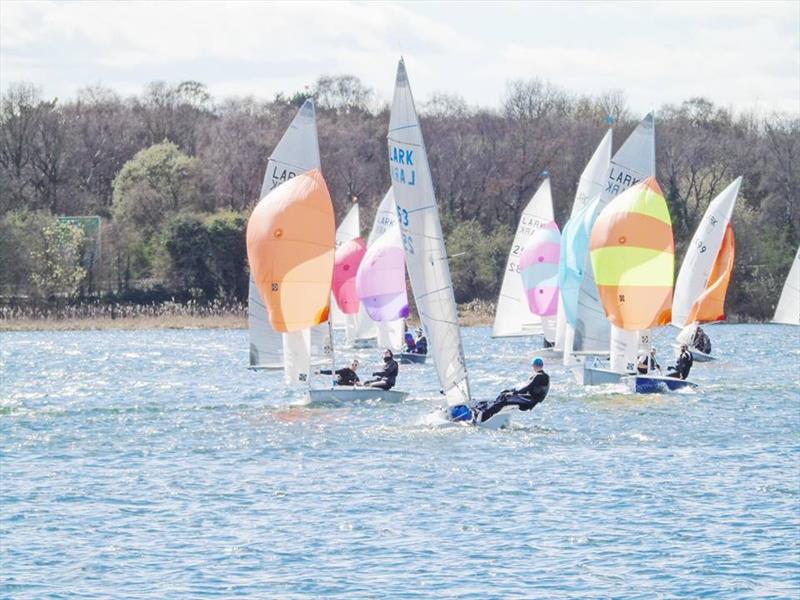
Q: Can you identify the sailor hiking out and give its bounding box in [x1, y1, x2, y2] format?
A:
[318, 359, 360, 386]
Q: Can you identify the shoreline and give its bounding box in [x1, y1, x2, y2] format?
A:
[0, 305, 497, 332]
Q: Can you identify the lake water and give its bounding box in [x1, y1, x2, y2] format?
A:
[1, 324, 799, 598]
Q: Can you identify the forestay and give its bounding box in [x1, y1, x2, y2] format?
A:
[492, 178, 555, 338]
[672, 177, 741, 328]
[248, 99, 320, 369]
[388, 58, 470, 405]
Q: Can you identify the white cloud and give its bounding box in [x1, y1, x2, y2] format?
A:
[1, 0, 797, 114]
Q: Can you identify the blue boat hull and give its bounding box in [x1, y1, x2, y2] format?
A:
[626, 375, 698, 394]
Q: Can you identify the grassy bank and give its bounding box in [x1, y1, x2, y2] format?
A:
[0, 299, 497, 332]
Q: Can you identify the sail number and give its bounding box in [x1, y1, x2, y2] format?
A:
[396, 206, 410, 227]
[402, 233, 415, 255]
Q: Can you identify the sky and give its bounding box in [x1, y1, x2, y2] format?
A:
[1, 0, 798, 115]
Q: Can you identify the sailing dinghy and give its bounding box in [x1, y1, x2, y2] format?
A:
[588, 177, 696, 393]
[671, 177, 741, 361]
[773, 246, 800, 326]
[492, 177, 556, 345]
[389, 58, 514, 429]
[248, 99, 321, 370]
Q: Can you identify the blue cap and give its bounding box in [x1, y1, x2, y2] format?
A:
[531, 357, 544, 367]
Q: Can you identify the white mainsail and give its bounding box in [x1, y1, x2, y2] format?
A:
[774, 246, 800, 325]
[555, 129, 612, 351]
[570, 113, 655, 357]
[365, 188, 406, 350]
[388, 58, 471, 406]
[248, 99, 321, 370]
[672, 177, 741, 328]
[492, 177, 555, 338]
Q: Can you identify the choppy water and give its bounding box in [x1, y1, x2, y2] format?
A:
[1, 324, 799, 598]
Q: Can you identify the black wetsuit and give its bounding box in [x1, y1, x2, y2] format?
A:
[696, 333, 711, 354]
[668, 350, 693, 380]
[320, 367, 360, 386]
[475, 371, 550, 422]
[637, 355, 660, 375]
[366, 358, 398, 390]
[413, 337, 428, 355]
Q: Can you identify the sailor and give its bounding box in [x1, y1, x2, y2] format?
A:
[404, 329, 416, 352]
[637, 347, 661, 375]
[692, 326, 711, 354]
[363, 349, 399, 390]
[667, 344, 694, 380]
[470, 357, 550, 423]
[318, 359, 360, 386]
[412, 328, 428, 355]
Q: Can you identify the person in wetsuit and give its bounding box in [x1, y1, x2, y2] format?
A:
[318, 359, 360, 386]
[412, 328, 428, 355]
[470, 357, 550, 423]
[363, 349, 399, 390]
[404, 330, 416, 352]
[637, 348, 661, 375]
[692, 326, 711, 354]
[667, 344, 694, 380]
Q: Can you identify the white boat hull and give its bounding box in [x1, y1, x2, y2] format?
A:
[350, 337, 377, 349]
[307, 387, 409, 404]
[578, 365, 625, 386]
[247, 363, 283, 371]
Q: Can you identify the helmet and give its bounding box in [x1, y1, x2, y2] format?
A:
[531, 357, 544, 367]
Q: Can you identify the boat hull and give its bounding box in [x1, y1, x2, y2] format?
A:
[247, 363, 283, 371]
[398, 352, 427, 364]
[307, 387, 409, 404]
[624, 375, 698, 394]
[579, 365, 625, 386]
[350, 337, 377, 349]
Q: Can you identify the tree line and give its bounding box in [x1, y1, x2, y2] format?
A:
[1, 76, 797, 320]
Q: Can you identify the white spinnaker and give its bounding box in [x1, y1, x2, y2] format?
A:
[774, 246, 800, 325]
[672, 177, 741, 328]
[248, 99, 320, 371]
[555, 129, 613, 351]
[366, 188, 405, 350]
[331, 203, 360, 333]
[492, 178, 555, 338]
[572, 113, 655, 355]
[388, 59, 470, 406]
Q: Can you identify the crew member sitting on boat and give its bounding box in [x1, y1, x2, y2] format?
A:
[691, 326, 711, 354]
[363, 349, 399, 390]
[470, 357, 550, 423]
[667, 344, 694, 380]
[637, 348, 661, 375]
[318, 359, 360, 386]
[404, 330, 416, 352]
[411, 328, 428, 355]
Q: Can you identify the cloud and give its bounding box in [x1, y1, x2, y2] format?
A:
[1, 0, 797, 114]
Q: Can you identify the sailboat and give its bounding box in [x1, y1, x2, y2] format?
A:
[246, 168, 336, 390]
[554, 128, 613, 354]
[589, 177, 696, 393]
[330, 202, 378, 348]
[773, 246, 800, 325]
[389, 58, 510, 429]
[492, 177, 555, 343]
[568, 113, 656, 384]
[671, 177, 741, 360]
[360, 188, 408, 353]
[248, 99, 321, 371]
[520, 221, 561, 338]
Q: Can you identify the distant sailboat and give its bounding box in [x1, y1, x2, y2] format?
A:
[566, 113, 656, 378]
[248, 99, 321, 371]
[672, 177, 742, 360]
[554, 128, 612, 353]
[520, 221, 561, 342]
[389, 58, 508, 429]
[773, 246, 800, 325]
[492, 177, 555, 342]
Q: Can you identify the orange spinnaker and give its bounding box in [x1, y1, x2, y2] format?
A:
[687, 223, 735, 324]
[246, 169, 335, 332]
